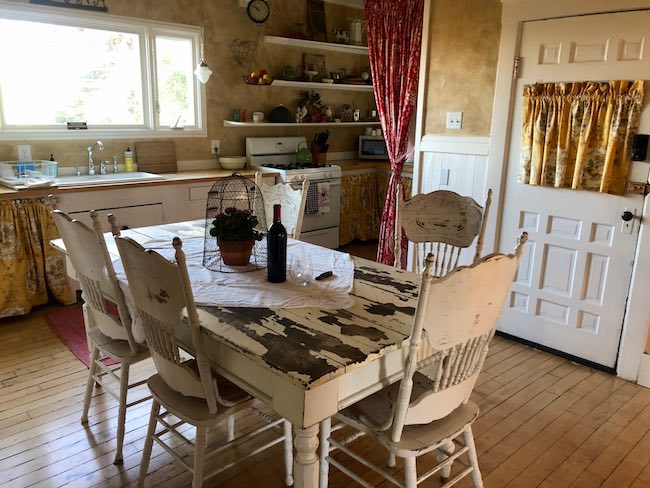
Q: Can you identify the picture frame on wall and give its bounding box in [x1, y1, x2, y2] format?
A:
[307, 0, 327, 42]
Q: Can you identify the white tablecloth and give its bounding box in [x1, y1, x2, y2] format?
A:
[112, 236, 356, 342]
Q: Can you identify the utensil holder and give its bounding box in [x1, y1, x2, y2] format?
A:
[311, 144, 328, 164]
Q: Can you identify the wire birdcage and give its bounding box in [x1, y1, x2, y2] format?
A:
[203, 173, 267, 272]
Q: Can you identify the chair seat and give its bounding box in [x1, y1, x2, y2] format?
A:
[147, 373, 252, 425]
[88, 327, 149, 362]
[338, 398, 479, 456]
[339, 372, 437, 431]
[182, 359, 252, 406]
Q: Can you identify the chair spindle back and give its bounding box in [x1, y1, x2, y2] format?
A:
[115, 235, 220, 413]
[52, 210, 138, 352]
[255, 172, 308, 239]
[389, 233, 527, 443]
[395, 185, 492, 275]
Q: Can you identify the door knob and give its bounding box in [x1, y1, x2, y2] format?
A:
[621, 211, 634, 222]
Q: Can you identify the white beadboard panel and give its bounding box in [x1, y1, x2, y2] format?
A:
[418, 152, 489, 203]
[412, 136, 490, 269]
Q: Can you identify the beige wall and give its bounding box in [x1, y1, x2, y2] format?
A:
[423, 0, 502, 136]
[0, 0, 370, 166]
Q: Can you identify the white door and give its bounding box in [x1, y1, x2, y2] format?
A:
[498, 11, 650, 369]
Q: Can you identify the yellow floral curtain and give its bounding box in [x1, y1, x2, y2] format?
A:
[520, 80, 645, 195]
[0, 198, 74, 318]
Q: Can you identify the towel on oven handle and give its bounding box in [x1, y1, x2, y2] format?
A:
[305, 181, 319, 215]
[317, 182, 330, 215]
[305, 181, 331, 215]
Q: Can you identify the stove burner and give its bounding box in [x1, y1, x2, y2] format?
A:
[261, 162, 331, 170]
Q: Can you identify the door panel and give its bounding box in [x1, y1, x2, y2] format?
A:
[498, 11, 650, 368]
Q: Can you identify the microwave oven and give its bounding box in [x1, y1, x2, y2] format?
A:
[358, 136, 389, 160]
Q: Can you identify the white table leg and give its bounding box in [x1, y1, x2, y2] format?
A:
[294, 424, 320, 488]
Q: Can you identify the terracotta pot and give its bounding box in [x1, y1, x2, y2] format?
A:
[218, 238, 255, 266]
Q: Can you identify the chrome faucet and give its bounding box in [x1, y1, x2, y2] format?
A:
[86, 140, 104, 176]
[112, 156, 119, 173]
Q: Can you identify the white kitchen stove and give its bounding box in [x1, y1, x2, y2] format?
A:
[246, 136, 341, 249]
[246, 137, 342, 183]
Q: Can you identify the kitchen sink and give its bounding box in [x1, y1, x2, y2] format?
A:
[54, 171, 165, 187]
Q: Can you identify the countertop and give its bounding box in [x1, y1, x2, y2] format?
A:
[334, 159, 413, 174]
[0, 168, 270, 201]
[0, 161, 413, 201]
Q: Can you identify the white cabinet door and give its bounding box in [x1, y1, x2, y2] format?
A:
[69, 204, 164, 230]
[498, 11, 650, 368]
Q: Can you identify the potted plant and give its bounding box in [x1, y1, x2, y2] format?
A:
[209, 207, 264, 266]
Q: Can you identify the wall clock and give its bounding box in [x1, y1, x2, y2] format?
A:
[247, 0, 270, 24]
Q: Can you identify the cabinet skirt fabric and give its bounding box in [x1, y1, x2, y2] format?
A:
[0, 198, 74, 318]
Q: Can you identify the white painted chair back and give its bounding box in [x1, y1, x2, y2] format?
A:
[115, 235, 223, 414]
[395, 185, 492, 275]
[255, 172, 308, 239]
[389, 233, 527, 443]
[51, 210, 138, 353]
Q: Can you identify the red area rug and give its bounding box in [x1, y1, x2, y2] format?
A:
[45, 304, 117, 368]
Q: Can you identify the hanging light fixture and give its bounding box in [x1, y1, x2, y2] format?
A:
[194, 25, 212, 84]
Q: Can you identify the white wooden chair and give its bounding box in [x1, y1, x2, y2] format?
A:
[51, 210, 151, 465]
[255, 172, 309, 239]
[320, 233, 527, 488]
[394, 185, 492, 275]
[114, 234, 294, 488]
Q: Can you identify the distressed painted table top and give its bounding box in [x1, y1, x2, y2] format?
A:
[52, 219, 420, 390]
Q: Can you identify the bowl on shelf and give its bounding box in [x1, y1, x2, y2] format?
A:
[218, 156, 247, 170]
[321, 78, 334, 84]
[304, 70, 319, 82]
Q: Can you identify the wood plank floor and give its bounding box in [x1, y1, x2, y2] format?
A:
[1, 305, 650, 487]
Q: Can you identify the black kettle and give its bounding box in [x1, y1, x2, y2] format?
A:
[268, 105, 294, 123]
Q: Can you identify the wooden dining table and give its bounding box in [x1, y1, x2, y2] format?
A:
[52, 219, 420, 488]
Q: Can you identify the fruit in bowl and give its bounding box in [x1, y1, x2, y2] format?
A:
[244, 69, 273, 85]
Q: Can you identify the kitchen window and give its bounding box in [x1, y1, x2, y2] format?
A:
[0, 2, 206, 139]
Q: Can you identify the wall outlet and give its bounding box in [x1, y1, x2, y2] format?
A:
[211, 140, 220, 155]
[17, 144, 32, 161]
[446, 112, 463, 130]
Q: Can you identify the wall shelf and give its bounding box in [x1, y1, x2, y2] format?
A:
[264, 35, 368, 55]
[322, 0, 364, 9]
[223, 121, 380, 128]
[270, 79, 373, 92]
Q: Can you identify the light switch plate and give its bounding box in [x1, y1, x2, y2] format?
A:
[446, 112, 463, 130]
[17, 145, 32, 161]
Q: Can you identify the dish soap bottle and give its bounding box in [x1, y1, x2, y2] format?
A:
[124, 147, 134, 172]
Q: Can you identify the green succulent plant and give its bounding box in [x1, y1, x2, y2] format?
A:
[209, 207, 264, 242]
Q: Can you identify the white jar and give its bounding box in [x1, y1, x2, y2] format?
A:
[348, 19, 365, 46]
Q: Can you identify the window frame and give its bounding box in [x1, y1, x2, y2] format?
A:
[0, 1, 206, 140]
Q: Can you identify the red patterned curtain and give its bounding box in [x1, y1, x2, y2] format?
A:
[366, 0, 424, 267]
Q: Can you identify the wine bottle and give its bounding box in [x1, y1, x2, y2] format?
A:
[267, 204, 287, 283]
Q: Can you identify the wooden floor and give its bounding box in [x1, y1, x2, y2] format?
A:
[1, 306, 650, 488]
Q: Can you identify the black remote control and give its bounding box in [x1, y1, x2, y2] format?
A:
[315, 271, 333, 281]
